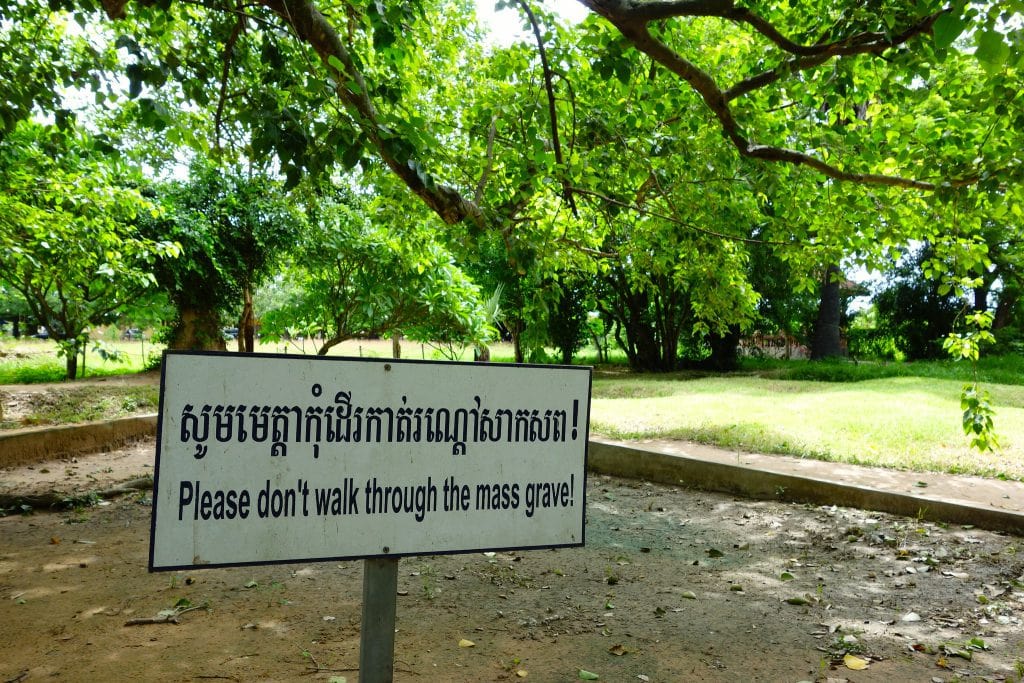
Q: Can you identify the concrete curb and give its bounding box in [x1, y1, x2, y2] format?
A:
[0, 414, 158, 468]
[588, 438, 1024, 536]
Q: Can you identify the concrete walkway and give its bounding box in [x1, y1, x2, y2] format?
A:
[590, 437, 1024, 535]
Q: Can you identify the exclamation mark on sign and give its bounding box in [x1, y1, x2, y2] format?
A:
[570, 473, 575, 507]
[571, 399, 579, 440]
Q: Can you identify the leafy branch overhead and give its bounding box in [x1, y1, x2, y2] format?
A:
[74, 0, 1021, 228]
[578, 0, 974, 190]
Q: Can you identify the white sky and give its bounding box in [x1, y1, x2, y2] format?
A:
[476, 0, 589, 45]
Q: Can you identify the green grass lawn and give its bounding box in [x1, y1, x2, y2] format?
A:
[4, 335, 1023, 480]
[591, 371, 1024, 481]
[0, 337, 160, 383]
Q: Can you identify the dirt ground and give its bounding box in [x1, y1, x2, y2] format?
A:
[3, 439, 1024, 683]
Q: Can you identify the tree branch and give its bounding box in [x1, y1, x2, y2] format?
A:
[516, 0, 579, 218]
[474, 115, 498, 205]
[579, 0, 944, 58]
[258, 0, 484, 226]
[214, 5, 246, 152]
[575, 1, 976, 191]
[725, 12, 944, 100]
[588, 13, 969, 191]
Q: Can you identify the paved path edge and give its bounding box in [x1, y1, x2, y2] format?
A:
[0, 415, 157, 468]
[589, 437, 1024, 536]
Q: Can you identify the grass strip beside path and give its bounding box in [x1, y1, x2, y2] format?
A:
[591, 375, 1024, 481]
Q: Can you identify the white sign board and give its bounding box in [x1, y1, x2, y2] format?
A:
[149, 352, 591, 571]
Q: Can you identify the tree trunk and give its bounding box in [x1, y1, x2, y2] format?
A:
[169, 307, 227, 351]
[508, 319, 525, 363]
[703, 326, 741, 371]
[238, 288, 256, 353]
[973, 285, 989, 313]
[64, 351, 78, 381]
[811, 264, 844, 360]
[391, 333, 402, 359]
[993, 288, 1019, 330]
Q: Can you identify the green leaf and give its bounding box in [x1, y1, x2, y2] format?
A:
[975, 30, 1010, 69]
[327, 54, 345, 73]
[932, 13, 967, 49]
[578, 670, 600, 680]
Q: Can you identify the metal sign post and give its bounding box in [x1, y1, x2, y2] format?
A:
[360, 557, 399, 682]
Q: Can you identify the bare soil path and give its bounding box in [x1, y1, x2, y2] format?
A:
[2, 440, 1024, 682]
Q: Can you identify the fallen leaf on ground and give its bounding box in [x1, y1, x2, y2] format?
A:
[578, 670, 599, 680]
[458, 638, 475, 648]
[608, 644, 627, 656]
[843, 654, 869, 670]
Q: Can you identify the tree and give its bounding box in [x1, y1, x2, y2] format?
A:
[261, 185, 493, 356]
[461, 231, 547, 364]
[596, 210, 759, 371]
[546, 274, 592, 365]
[0, 121, 176, 379]
[971, 217, 1024, 332]
[745, 236, 820, 349]
[28, 1, 1021, 324]
[142, 163, 304, 351]
[0, 2, 122, 139]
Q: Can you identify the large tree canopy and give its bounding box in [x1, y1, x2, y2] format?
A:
[3, 0, 1021, 444]
[14, 0, 1018, 230]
